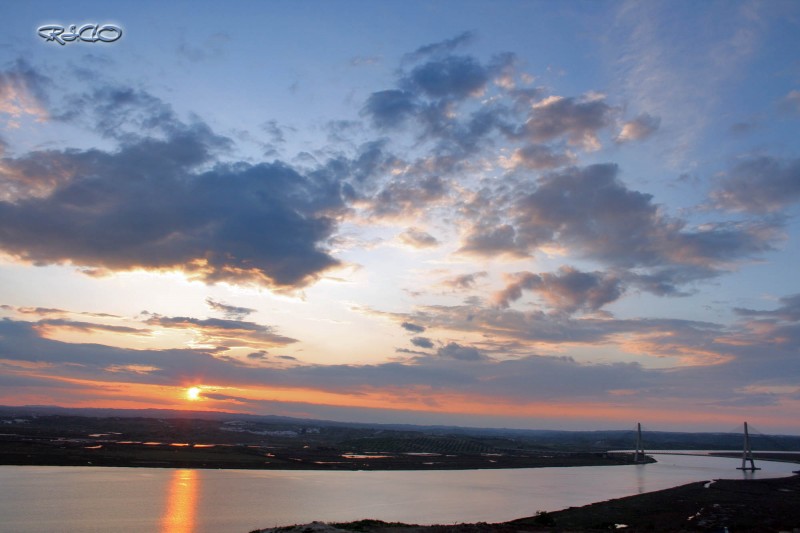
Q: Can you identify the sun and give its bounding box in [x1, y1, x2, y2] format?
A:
[186, 386, 201, 401]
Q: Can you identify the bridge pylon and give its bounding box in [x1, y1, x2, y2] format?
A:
[633, 422, 646, 464]
[737, 421, 760, 471]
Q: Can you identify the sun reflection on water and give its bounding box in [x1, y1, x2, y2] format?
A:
[161, 469, 198, 533]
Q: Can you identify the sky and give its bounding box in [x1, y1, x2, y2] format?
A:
[1, 1, 799, 434]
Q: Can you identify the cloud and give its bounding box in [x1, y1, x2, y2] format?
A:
[1, 147, 92, 200]
[359, 48, 613, 199]
[177, 32, 230, 63]
[522, 95, 614, 150]
[436, 342, 486, 361]
[368, 174, 448, 219]
[383, 300, 726, 353]
[711, 156, 800, 213]
[403, 55, 490, 100]
[730, 121, 757, 135]
[389, 296, 799, 374]
[398, 227, 439, 248]
[141, 313, 297, 348]
[410, 336, 434, 349]
[703, 295, 800, 392]
[502, 144, 575, 170]
[0, 319, 214, 382]
[403, 32, 477, 63]
[314, 140, 398, 191]
[243, 351, 300, 366]
[2, 32, 798, 431]
[105, 364, 161, 375]
[32, 319, 150, 336]
[624, 268, 703, 297]
[461, 164, 778, 292]
[401, 322, 426, 333]
[347, 140, 400, 184]
[1, 310, 798, 427]
[413, 104, 510, 164]
[350, 55, 382, 67]
[1, 305, 68, 316]
[441, 271, 488, 290]
[508, 87, 545, 110]
[0, 122, 347, 288]
[362, 50, 513, 152]
[0, 314, 704, 379]
[1, 305, 121, 320]
[261, 120, 289, 144]
[459, 224, 523, 257]
[205, 298, 256, 320]
[607, 2, 768, 166]
[363, 90, 418, 129]
[0, 59, 49, 124]
[493, 267, 624, 314]
[781, 89, 800, 113]
[492, 272, 540, 308]
[734, 293, 800, 322]
[616, 113, 660, 142]
[0, 317, 457, 394]
[55, 86, 197, 142]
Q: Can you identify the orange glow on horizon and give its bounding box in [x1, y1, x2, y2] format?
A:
[2, 368, 798, 432]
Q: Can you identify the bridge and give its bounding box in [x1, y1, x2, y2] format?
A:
[628, 421, 783, 470]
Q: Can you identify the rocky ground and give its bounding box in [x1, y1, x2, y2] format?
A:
[254, 474, 800, 532]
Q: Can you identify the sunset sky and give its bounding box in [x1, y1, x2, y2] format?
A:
[2, 1, 800, 434]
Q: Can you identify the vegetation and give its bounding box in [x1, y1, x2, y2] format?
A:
[2, 406, 798, 471]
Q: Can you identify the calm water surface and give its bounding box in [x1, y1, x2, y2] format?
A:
[1, 454, 796, 533]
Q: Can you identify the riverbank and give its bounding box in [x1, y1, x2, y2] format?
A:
[0, 435, 648, 470]
[255, 474, 800, 532]
[1, 412, 658, 471]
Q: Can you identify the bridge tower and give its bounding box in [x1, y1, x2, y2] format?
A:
[633, 422, 645, 463]
[737, 421, 760, 471]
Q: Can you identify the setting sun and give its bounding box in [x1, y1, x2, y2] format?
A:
[186, 387, 201, 401]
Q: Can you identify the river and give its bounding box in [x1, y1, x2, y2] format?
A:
[0, 454, 796, 533]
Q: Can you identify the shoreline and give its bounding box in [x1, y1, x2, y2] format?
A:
[0, 454, 647, 471]
[1, 435, 650, 471]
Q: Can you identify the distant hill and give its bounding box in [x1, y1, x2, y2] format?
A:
[2, 404, 799, 452]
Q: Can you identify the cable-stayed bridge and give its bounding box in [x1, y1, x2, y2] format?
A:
[626, 421, 800, 471]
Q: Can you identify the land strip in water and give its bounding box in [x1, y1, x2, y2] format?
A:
[0, 411, 644, 470]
